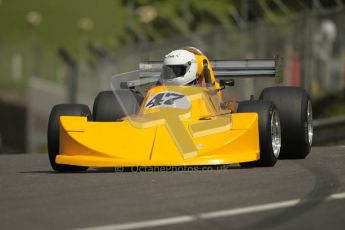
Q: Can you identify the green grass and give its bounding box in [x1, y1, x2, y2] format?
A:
[0, 0, 127, 52]
[0, 0, 129, 91]
[313, 90, 345, 119]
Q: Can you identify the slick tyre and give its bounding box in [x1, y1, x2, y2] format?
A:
[47, 104, 91, 172]
[260, 87, 313, 159]
[93, 90, 143, 121]
[237, 101, 281, 167]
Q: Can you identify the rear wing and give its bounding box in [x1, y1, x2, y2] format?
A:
[211, 57, 279, 78]
[139, 56, 280, 79]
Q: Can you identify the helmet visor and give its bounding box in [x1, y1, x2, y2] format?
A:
[162, 65, 187, 79]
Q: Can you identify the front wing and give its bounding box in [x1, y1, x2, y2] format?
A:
[56, 113, 260, 167]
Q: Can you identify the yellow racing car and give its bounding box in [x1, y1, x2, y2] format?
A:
[47, 47, 313, 172]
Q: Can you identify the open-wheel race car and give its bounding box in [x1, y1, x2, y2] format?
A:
[47, 47, 313, 172]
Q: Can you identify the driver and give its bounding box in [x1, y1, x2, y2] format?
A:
[161, 47, 236, 111]
[161, 47, 216, 87]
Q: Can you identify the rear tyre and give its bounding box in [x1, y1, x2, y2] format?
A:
[237, 101, 281, 167]
[260, 87, 313, 159]
[93, 90, 143, 121]
[47, 104, 91, 172]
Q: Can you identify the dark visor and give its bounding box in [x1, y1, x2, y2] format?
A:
[162, 65, 187, 79]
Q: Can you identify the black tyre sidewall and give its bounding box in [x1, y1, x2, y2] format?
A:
[237, 101, 279, 167]
[47, 104, 91, 172]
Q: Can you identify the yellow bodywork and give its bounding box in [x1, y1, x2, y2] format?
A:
[56, 85, 260, 167]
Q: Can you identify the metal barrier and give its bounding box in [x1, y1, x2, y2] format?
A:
[313, 115, 345, 145]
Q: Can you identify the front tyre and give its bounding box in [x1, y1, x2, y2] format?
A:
[260, 87, 313, 159]
[237, 101, 281, 167]
[47, 104, 91, 172]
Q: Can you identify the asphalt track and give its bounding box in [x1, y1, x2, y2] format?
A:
[0, 146, 344, 230]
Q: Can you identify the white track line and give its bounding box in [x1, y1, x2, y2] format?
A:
[76, 192, 345, 230]
[328, 192, 345, 200]
[199, 199, 300, 219]
[79, 216, 196, 230]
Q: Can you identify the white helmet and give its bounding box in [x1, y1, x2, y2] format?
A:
[161, 49, 198, 85]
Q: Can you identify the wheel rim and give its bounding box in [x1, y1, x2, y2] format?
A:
[307, 100, 313, 146]
[271, 110, 281, 158]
